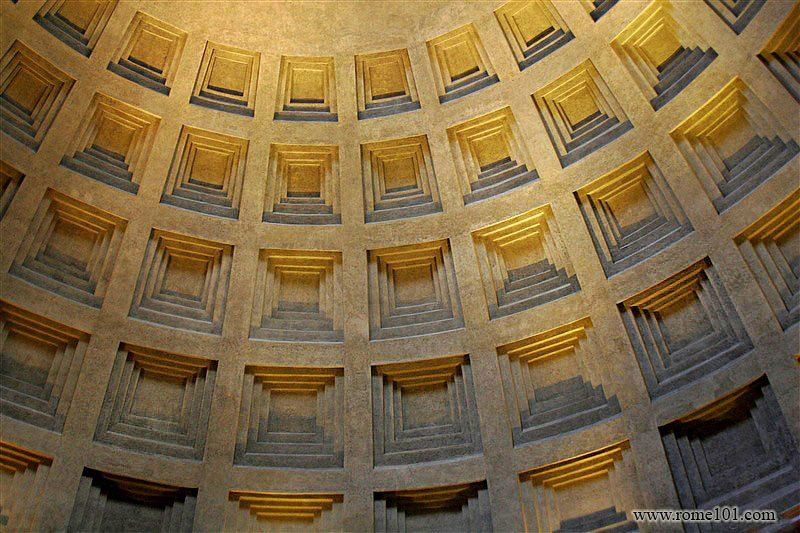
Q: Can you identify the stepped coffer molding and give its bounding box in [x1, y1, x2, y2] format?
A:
[371, 355, 482, 466]
[367, 239, 464, 340]
[68, 468, 197, 532]
[574, 151, 693, 277]
[0, 440, 52, 531]
[225, 491, 343, 530]
[274, 55, 338, 122]
[612, 0, 717, 111]
[250, 248, 344, 343]
[190, 41, 260, 116]
[0, 301, 89, 432]
[93, 343, 217, 460]
[0, 40, 75, 152]
[375, 481, 493, 532]
[361, 135, 441, 222]
[355, 48, 421, 120]
[107, 11, 188, 95]
[702, 0, 765, 35]
[671, 77, 799, 214]
[426, 24, 499, 104]
[618, 257, 753, 399]
[161, 125, 248, 219]
[533, 59, 633, 168]
[758, 2, 800, 103]
[34, 0, 118, 57]
[578, 0, 620, 22]
[473, 204, 580, 319]
[0, 161, 24, 219]
[9, 189, 128, 308]
[518, 440, 641, 532]
[735, 189, 799, 331]
[128, 229, 233, 335]
[659, 376, 800, 532]
[60, 92, 161, 194]
[497, 318, 621, 446]
[235, 365, 344, 468]
[263, 144, 341, 225]
[494, 0, 574, 72]
[447, 106, 539, 205]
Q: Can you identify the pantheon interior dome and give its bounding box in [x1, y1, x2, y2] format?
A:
[0, 0, 799, 531]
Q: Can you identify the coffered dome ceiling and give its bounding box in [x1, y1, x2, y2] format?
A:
[0, 0, 798, 531]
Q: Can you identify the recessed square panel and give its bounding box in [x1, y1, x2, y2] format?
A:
[575, 152, 693, 277]
[498, 318, 621, 446]
[190, 147, 230, 188]
[191, 41, 259, 116]
[129, 30, 171, 71]
[34, 0, 118, 57]
[95, 344, 216, 460]
[60, 92, 160, 194]
[130, 371, 184, 421]
[287, 163, 322, 194]
[382, 156, 417, 190]
[736, 190, 800, 330]
[235, 365, 344, 467]
[129, 229, 232, 335]
[472, 204, 580, 319]
[533, 60, 633, 168]
[291, 68, 325, 102]
[362, 135, 441, 222]
[560, 88, 597, 126]
[497, 0, 575, 72]
[671, 78, 798, 213]
[268, 390, 316, 433]
[161, 125, 248, 218]
[356, 49, 420, 119]
[108, 12, 187, 94]
[69, 469, 197, 531]
[612, 2, 717, 111]
[427, 24, 498, 103]
[5, 70, 47, 111]
[3, 328, 57, 387]
[275, 56, 337, 122]
[93, 117, 136, 156]
[618, 258, 752, 398]
[263, 144, 341, 225]
[368, 240, 463, 340]
[519, 441, 640, 532]
[208, 56, 248, 94]
[443, 42, 476, 79]
[402, 384, 449, 428]
[448, 107, 539, 204]
[369, 62, 405, 98]
[659, 376, 799, 515]
[372, 356, 481, 465]
[1, 41, 75, 151]
[163, 255, 208, 298]
[375, 482, 492, 532]
[250, 249, 343, 342]
[10, 189, 127, 308]
[513, 3, 552, 43]
[393, 264, 436, 304]
[0, 441, 52, 531]
[0, 302, 89, 432]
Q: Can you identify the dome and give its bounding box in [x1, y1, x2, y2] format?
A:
[0, 0, 799, 531]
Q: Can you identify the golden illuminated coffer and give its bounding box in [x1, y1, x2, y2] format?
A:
[0, 0, 798, 532]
